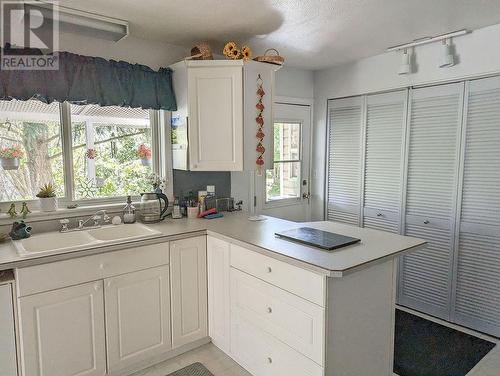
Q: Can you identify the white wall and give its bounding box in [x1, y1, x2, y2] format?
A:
[59, 32, 189, 69]
[275, 66, 314, 99]
[312, 23, 500, 220]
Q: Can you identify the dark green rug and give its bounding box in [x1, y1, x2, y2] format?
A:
[167, 363, 213, 376]
[394, 309, 496, 376]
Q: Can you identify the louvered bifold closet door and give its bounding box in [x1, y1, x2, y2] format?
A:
[363, 91, 407, 233]
[398, 83, 464, 320]
[453, 77, 500, 337]
[327, 97, 363, 225]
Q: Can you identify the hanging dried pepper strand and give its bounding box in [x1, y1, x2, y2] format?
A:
[256, 74, 266, 175]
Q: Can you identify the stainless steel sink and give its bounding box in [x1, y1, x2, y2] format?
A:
[12, 223, 163, 256]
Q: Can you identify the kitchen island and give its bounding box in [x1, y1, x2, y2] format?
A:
[0, 212, 425, 376]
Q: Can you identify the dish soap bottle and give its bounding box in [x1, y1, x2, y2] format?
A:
[123, 196, 136, 224]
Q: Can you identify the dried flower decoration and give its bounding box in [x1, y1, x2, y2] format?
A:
[241, 46, 252, 60]
[223, 41, 237, 57]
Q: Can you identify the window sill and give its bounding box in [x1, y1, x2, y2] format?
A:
[0, 201, 127, 226]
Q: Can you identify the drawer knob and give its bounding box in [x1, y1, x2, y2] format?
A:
[99, 263, 106, 269]
[267, 357, 273, 364]
[267, 266, 272, 273]
[377, 212, 383, 217]
[423, 220, 430, 224]
[267, 307, 273, 314]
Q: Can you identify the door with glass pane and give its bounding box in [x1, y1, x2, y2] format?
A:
[256, 103, 311, 221]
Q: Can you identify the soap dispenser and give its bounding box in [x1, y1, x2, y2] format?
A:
[123, 196, 136, 224]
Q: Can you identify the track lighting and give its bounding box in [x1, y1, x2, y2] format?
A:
[439, 38, 455, 68]
[398, 49, 411, 75]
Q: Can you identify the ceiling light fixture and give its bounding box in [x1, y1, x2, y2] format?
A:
[25, 1, 129, 42]
[439, 38, 454, 68]
[398, 48, 411, 75]
[386, 29, 468, 52]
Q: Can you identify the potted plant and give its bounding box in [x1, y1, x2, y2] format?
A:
[137, 144, 152, 166]
[36, 183, 58, 212]
[0, 145, 24, 170]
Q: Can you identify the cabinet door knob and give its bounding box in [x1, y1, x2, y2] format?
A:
[107, 281, 112, 288]
[377, 212, 383, 217]
[267, 357, 273, 364]
[423, 220, 430, 224]
[267, 266, 272, 273]
[99, 263, 106, 269]
[94, 283, 101, 291]
[267, 307, 273, 314]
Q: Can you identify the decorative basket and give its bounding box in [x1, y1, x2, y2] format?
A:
[188, 42, 213, 60]
[253, 48, 284, 65]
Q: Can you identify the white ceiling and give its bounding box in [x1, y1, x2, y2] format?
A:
[59, 0, 500, 70]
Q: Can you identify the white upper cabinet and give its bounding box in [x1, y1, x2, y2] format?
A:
[19, 281, 106, 376]
[207, 236, 231, 353]
[399, 83, 464, 320]
[171, 61, 243, 171]
[105, 266, 172, 373]
[326, 96, 364, 225]
[170, 236, 208, 348]
[363, 90, 407, 233]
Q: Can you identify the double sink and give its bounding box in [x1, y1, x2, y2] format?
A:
[12, 223, 163, 257]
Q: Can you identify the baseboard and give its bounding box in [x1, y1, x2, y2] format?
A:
[108, 337, 212, 376]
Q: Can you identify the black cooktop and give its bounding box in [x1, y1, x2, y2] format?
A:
[275, 227, 361, 251]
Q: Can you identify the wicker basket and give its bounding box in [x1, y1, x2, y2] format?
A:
[253, 48, 284, 65]
[188, 42, 213, 60]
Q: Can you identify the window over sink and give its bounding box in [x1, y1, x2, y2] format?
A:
[0, 99, 165, 210]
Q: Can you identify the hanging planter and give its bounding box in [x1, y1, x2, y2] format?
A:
[0, 145, 24, 171]
[137, 144, 152, 167]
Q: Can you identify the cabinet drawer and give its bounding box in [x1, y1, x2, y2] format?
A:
[230, 244, 325, 306]
[230, 312, 324, 376]
[16, 242, 169, 296]
[231, 268, 325, 365]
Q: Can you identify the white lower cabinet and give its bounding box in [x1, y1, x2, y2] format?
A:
[207, 236, 231, 353]
[0, 282, 18, 376]
[105, 266, 171, 373]
[170, 236, 208, 348]
[19, 281, 107, 376]
[231, 313, 323, 376]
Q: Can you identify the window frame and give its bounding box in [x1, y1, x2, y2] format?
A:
[264, 119, 304, 206]
[0, 101, 165, 213]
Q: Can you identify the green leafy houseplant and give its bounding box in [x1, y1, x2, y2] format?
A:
[36, 183, 58, 212]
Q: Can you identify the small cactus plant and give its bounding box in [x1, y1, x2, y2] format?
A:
[36, 183, 57, 198]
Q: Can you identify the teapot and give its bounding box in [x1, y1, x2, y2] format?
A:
[139, 192, 169, 223]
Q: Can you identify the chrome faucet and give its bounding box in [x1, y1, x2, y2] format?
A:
[60, 210, 111, 232]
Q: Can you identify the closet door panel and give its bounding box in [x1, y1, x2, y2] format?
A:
[363, 91, 406, 233]
[327, 97, 363, 225]
[399, 83, 463, 320]
[453, 76, 500, 336]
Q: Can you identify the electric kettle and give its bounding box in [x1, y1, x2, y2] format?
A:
[139, 192, 169, 223]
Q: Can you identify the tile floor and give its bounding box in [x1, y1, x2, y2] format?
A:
[130, 343, 251, 376]
[135, 341, 500, 376]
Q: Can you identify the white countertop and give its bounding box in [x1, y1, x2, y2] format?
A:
[0, 212, 426, 277]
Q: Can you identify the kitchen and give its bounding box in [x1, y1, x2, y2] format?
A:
[1, 1, 500, 376]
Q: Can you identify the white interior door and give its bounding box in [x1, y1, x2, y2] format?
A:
[256, 103, 312, 222]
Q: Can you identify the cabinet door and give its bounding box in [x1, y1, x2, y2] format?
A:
[453, 76, 500, 337]
[105, 266, 171, 372]
[207, 236, 231, 353]
[19, 281, 106, 376]
[188, 65, 243, 171]
[398, 83, 464, 320]
[363, 90, 407, 233]
[170, 236, 208, 348]
[326, 96, 364, 225]
[0, 283, 17, 376]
